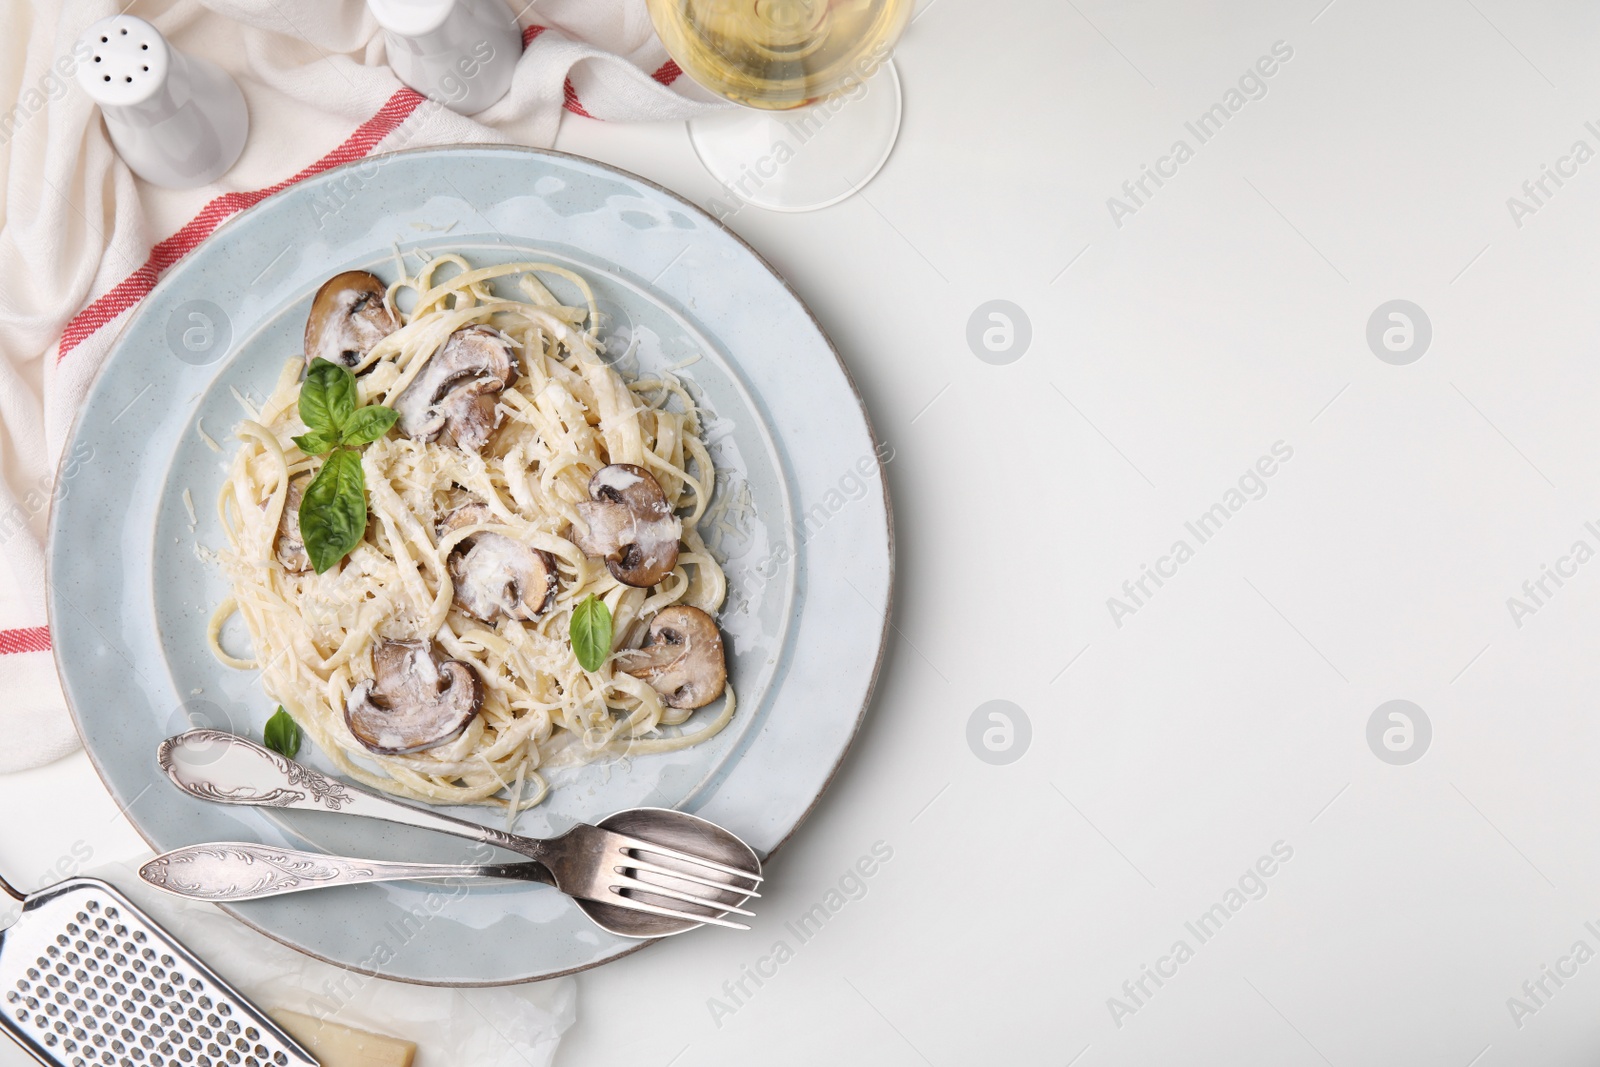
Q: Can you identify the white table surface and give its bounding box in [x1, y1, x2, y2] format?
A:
[9, 1, 1600, 1064]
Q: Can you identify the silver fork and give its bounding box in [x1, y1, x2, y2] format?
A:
[154, 730, 761, 936]
[140, 837, 758, 930]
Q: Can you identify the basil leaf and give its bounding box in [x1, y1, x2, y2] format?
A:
[291, 429, 338, 456]
[570, 595, 613, 672]
[299, 448, 367, 573]
[263, 707, 301, 759]
[338, 404, 399, 448]
[300, 358, 358, 435]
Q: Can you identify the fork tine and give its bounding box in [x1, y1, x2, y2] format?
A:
[620, 857, 763, 898]
[615, 836, 763, 883]
[611, 872, 757, 917]
[603, 890, 751, 931]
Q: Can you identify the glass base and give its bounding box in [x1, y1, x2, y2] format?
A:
[689, 60, 902, 214]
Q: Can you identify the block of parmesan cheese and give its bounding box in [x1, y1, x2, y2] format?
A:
[269, 1009, 417, 1067]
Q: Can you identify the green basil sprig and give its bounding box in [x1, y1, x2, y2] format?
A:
[570, 595, 613, 672]
[293, 358, 398, 573]
[263, 706, 302, 759]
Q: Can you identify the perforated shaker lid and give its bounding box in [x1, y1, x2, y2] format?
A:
[75, 15, 170, 107]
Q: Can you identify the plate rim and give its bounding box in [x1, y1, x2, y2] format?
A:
[45, 142, 895, 985]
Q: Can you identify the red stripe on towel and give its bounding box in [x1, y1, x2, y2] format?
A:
[0, 627, 50, 655]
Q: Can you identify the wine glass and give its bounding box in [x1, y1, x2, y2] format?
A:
[646, 0, 914, 214]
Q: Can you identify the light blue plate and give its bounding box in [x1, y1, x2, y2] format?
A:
[46, 145, 892, 984]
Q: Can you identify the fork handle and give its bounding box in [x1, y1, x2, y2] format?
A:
[139, 843, 551, 902]
[157, 730, 549, 862]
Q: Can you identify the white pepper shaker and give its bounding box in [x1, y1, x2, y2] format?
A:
[74, 15, 248, 189]
[368, 0, 522, 115]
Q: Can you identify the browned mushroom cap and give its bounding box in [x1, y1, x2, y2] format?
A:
[439, 503, 558, 622]
[273, 474, 311, 573]
[615, 606, 727, 710]
[572, 464, 682, 587]
[344, 639, 482, 755]
[304, 271, 398, 369]
[393, 326, 518, 453]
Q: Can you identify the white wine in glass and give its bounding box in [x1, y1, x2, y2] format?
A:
[647, 0, 914, 212]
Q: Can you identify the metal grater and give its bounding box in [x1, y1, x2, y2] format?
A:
[0, 873, 315, 1067]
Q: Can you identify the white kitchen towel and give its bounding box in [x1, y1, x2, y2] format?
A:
[0, 0, 721, 771]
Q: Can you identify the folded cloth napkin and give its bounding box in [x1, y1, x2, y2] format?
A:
[0, 0, 721, 771]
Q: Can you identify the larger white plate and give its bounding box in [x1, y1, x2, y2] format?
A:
[46, 145, 892, 984]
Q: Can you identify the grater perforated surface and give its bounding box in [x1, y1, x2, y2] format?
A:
[0, 878, 314, 1067]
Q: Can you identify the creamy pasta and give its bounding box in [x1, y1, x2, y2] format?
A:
[207, 253, 733, 813]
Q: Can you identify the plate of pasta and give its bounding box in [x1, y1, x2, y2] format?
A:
[46, 145, 892, 984]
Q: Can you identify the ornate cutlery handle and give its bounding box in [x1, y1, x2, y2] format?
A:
[138, 843, 538, 902]
[157, 730, 544, 860]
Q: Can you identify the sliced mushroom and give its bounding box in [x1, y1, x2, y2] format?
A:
[393, 326, 518, 453]
[273, 474, 311, 573]
[344, 639, 482, 755]
[438, 503, 558, 622]
[304, 271, 398, 369]
[615, 606, 727, 710]
[572, 464, 682, 587]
